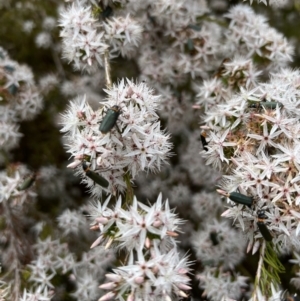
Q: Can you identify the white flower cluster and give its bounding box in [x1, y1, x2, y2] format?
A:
[28, 238, 74, 289]
[59, 3, 143, 72]
[61, 79, 172, 196]
[0, 47, 43, 152]
[138, 21, 222, 87]
[200, 68, 300, 252]
[71, 248, 115, 301]
[195, 57, 259, 113]
[151, 0, 209, 32]
[89, 194, 181, 251]
[59, 4, 109, 71]
[89, 193, 191, 301]
[103, 15, 143, 58]
[225, 5, 293, 70]
[25, 235, 114, 301]
[198, 267, 248, 301]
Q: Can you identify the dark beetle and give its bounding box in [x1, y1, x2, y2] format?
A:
[217, 189, 253, 208]
[228, 192, 253, 208]
[99, 105, 121, 134]
[82, 161, 109, 188]
[257, 210, 273, 242]
[248, 101, 283, 110]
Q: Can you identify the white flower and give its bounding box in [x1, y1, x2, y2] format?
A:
[35, 32, 52, 49]
[247, 122, 282, 155]
[203, 129, 236, 167]
[57, 209, 87, 235]
[71, 272, 99, 300]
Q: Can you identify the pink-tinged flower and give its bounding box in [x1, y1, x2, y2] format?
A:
[206, 129, 236, 163]
[99, 291, 116, 301]
[247, 122, 282, 155]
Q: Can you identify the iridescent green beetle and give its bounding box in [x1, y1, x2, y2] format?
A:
[99, 105, 121, 134]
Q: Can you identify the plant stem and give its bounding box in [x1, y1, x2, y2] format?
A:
[104, 51, 112, 89]
[2, 201, 33, 301]
[123, 171, 134, 207]
[51, 45, 66, 79]
[252, 240, 266, 301]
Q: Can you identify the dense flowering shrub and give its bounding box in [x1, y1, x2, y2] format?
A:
[1, 0, 300, 301]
